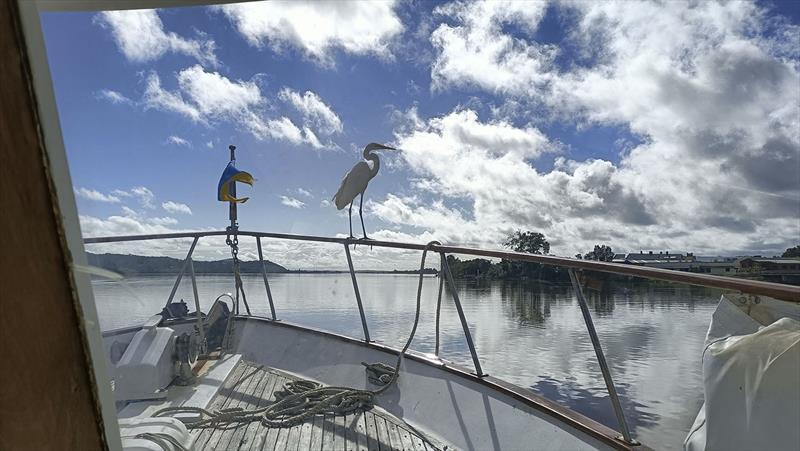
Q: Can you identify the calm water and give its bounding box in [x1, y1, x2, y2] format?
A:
[92, 273, 721, 449]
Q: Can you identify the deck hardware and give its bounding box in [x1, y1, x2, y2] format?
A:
[344, 243, 371, 342]
[188, 257, 206, 353]
[256, 236, 278, 320]
[434, 254, 445, 356]
[440, 252, 487, 377]
[568, 269, 638, 445]
[165, 236, 199, 309]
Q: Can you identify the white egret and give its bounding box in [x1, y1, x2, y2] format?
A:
[333, 143, 396, 239]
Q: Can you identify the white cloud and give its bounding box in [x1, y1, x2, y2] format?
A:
[142, 66, 328, 149]
[165, 135, 191, 147]
[177, 65, 262, 116]
[143, 72, 203, 123]
[75, 187, 121, 203]
[280, 195, 306, 209]
[95, 9, 217, 65]
[378, 100, 798, 257]
[162, 201, 192, 215]
[96, 89, 132, 105]
[130, 186, 155, 209]
[279, 88, 343, 135]
[217, 1, 403, 65]
[296, 188, 313, 198]
[111, 189, 132, 198]
[402, 0, 800, 256]
[430, 1, 554, 94]
[206, 141, 214, 149]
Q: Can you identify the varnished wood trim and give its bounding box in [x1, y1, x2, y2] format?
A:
[0, 1, 106, 449]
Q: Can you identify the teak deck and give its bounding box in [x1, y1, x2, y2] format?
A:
[192, 360, 446, 451]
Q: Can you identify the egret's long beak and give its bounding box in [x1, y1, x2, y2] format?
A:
[377, 145, 398, 151]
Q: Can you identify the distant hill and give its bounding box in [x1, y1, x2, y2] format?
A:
[86, 252, 287, 275]
[85, 252, 437, 276]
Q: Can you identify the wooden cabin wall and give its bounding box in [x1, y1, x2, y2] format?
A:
[0, 1, 106, 449]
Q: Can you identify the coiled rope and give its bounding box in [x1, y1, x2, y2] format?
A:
[155, 241, 440, 430]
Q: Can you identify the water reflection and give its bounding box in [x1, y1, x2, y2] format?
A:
[532, 377, 661, 432]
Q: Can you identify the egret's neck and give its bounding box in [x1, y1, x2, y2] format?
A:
[365, 152, 380, 178]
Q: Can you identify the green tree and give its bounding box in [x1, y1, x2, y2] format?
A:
[501, 231, 551, 279]
[503, 230, 550, 254]
[782, 245, 800, 258]
[584, 244, 615, 262]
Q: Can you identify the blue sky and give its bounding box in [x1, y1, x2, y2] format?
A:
[40, 1, 799, 267]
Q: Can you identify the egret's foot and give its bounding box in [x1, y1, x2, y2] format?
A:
[358, 236, 373, 241]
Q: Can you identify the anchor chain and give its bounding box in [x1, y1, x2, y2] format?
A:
[226, 225, 251, 316]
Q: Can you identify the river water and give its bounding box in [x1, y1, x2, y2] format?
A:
[92, 273, 721, 449]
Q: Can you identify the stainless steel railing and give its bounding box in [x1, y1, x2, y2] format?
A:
[83, 229, 800, 445]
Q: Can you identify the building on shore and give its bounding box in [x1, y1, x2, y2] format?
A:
[612, 251, 736, 274]
[610, 252, 800, 284]
[736, 257, 800, 274]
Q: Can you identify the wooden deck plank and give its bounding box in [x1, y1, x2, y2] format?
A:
[403, 426, 427, 451]
[333, 414, 346, 450]
[385, 416, 404, 451]
[273, 425, 290, 450]
[243, 372, 281, 451]
[260, 421, 281, 451]
[286, 424, 302, 451]
[193, 360, 248, 450]
[296, 415, 314, 451]
[364, 412, 379, 451]
[234, 367, 274, 451]
[259, 375, 287, 451]
[373, 415, 392, 451]
[396, 424, 416, 451]
[210, 363, 266, 450]
[321, 414, 336, 450]
[308, 412, 324, 451]
[353, 412, 370, 451]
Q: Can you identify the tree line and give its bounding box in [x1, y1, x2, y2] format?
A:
[445, 231, 799, 281]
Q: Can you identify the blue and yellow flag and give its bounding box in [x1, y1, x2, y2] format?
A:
[217, 162, 254, 203]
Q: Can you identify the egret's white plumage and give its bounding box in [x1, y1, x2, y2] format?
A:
[333, 143, 395, 238]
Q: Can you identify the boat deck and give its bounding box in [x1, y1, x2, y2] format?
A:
[192, 360, 447, 451]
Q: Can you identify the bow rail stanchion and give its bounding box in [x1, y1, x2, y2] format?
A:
[568, 268, 637, 445]
[435, 254, 445, 356]
[164, 236, 200, 308]
[344, 243, 371, 342]
[188, 257, 206, 352]
[256, 236, 278, 320]
[440, 252, 486, 377]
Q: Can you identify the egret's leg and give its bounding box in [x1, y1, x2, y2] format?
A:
[359, 192, 368, 239]
[348, 201, 354, 238]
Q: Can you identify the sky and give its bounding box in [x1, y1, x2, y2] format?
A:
[40, 0, 799, 269]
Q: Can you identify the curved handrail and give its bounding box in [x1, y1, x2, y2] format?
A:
[84, 229, 800, 302]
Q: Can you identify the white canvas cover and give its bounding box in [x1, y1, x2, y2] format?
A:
[685, 295, 800, 451]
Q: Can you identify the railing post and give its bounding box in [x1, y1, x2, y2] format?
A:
[440, 252, 486, 377]
[344, 243, 370, 342]
[188, 258, 206, 352]
[568, 269, 637, 445]
[256, 237, 277, 320]
[164, 236, 199, 309]
[435, 254, 445, 356]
